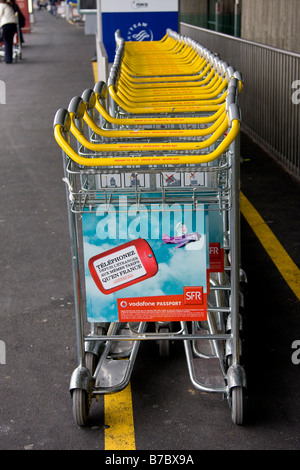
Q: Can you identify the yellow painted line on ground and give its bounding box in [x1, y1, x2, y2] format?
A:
[240, 191, 300, 301]
[92, 63, 136, 451]
[104, 383, 136, 450]
[92, 61, 98, 83]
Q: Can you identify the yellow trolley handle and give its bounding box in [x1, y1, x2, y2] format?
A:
[74, 94, 227, 139]
[122, 39, 206, 72]
[118, 70, 222, 96]
[69, 108, 229, 152]
[123, 38, 197, 64]
[120, 61, 212, 83]
[118, 65, 215, 90]
[108, 83, 225, 114]
[115, 80, 228, 104]
[116, 75, 227, 102]
[53, 104, 241, 168]
[92, 82, 226, 126]
[121, 50, 205, 76]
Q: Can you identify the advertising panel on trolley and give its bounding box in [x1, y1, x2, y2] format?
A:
[82, 196, 208, 323]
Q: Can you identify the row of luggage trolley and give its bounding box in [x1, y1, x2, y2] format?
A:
[53, 28, 248, 427]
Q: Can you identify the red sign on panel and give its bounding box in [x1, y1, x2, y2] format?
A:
[89, 239, 158, 295]
[117, 291, 207, 322]
[183, 286, 203, 305]
[209, 242, 224, 273]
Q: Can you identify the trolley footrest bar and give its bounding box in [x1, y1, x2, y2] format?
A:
[181, 321, 228, 393]
[84, 332, 231, 342]
[91, 322, 147, 394]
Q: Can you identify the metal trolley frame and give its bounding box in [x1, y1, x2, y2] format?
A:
[53, 29, 247, 427]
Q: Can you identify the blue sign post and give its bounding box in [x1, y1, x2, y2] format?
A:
[101, 0, 179, 62]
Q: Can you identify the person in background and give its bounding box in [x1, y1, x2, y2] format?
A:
[0, 0, 17, 63]
[37, 0, 48, 10]
[10, 0, 25, 44]
[50, 0, 57, 16]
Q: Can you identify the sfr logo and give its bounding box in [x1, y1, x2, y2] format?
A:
[209, 243, 221, 259]
[184, 286, 203, 305]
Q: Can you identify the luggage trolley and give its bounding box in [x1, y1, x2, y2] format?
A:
[53, 30, 247, 426]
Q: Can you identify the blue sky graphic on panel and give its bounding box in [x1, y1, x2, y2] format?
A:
[82, 202, 208, 322]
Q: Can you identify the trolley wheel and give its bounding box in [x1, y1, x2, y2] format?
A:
[158, 327, 170, 358]
[230, 386, 245, 425]
[85, 351, 98, 375]
[72, 388, 90, 426]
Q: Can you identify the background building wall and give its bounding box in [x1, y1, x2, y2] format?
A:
[180, 0, 300, 53]
[180, 0, 241, 36]
[180, 0, 208, 28]
[241, 0, 300, 53]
